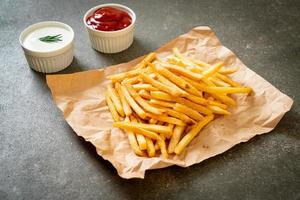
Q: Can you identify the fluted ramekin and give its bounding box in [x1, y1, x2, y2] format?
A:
[83, 4, 136, 53]
[19, 21, 74, 73]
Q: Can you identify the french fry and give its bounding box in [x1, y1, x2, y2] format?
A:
[152, 63, 202, 96]
[164, 108, 195, 124]
[139, 73, 180, 96]
[113, 122, 160, 140]
[174, 115, 214, 154]
[175, 97, 212, 115]
[205, 86, 252, 94]
[147, 113, 186, 127]
[168, 125, 185, 154]
[163, 63, 203, 81]
[107, 68, 146, 82]
[208, 105, 231, 115]
[113, 122, 172, 135]
[157, 137, 168, 159]
[120, 85, 147, 119]
[129, 116, 147, 150]
[124, 117, 146, 156]
[215, 73, 240, 87]
[150, 71, 187, 96]
[174, 103, 204, 121]
[115, 82, 132, 116]
[202, 62, 224, 78]
[149, 99, 175, 108]
[132, 84, 158, 91]
[106, 85, 125, 117]
[122, 76, 141, 85]
[105, 92, 120, 122]
[136, 134, 147, 150]
[150, 91, 174, 102]
[149, 118, 157, 124]
[125, 84, 164, 115]
[134, 52, 156, 69]
[181, 76, 236, 106]
[138, 89, 151, 99]
[145, 137, 156, 157]
[219, 67, 239, 74]
[210, 77, 231, 87]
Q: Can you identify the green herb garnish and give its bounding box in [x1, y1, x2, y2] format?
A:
[39, 34, 62, 43]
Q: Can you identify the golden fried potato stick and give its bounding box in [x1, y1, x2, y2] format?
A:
[115, 83, 132, 116]
[163, 64, 203, 81]
[125, 84, 164, 115]
[150, 91, 174, 102]
[138, 89, 151, 99]
[151, 63, 202, 97]
[208, 105, 231, 115]
[175, 97, 212, 115]
[122, 76, 141, 85]
[133, 52, 156, 69]
[139, 73, 180, 96]
[132, 84, 158, 91]
[151, 90, 227, 110]
[106, 85, 125, 117]
[202, 62, 224, 78]
[120, 85, 147, 119]
[187, 57, 211, 69]
[219, 67, 239, 74]
[124, 117, 146, 156]
[205, 86, 252, 94]
[181, 76, 236, 106]
[164, 108, 195, 124]
[147, 113, 186, 127]
[174, 103, 204, 121]
[168, 123, 175, 131]
[168, 125, 185, 154]
[107, 68, 146, 83]
[215, 73, 240, 87]
[149, 99, 176, 108]
[149, 118, 157, 124]
[145, 137, 156, 157]
[105, 92, 120, 122]
[150, 72, 187, 96]
[210, 77, 231, 87]
[157, 137, 168, 159]
[130, 116, 147, 150]
[113, 122, 172, 135]
[174, 115, 214, 154]
[167, 56, 186, 67]
[113, 122, 160, 140]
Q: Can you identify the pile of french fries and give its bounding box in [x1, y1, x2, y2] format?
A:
[105, 48, 252, 158]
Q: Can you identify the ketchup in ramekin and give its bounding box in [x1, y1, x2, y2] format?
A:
[86, 7, 132, 31]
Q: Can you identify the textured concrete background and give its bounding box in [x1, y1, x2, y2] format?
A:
[1, 0, 299, 199]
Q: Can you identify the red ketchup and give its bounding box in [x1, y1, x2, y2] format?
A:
[86, 7, 132, 31]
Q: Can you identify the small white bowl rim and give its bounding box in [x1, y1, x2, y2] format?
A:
[83, 3, 136, 34]
[19, 21, 74, 56]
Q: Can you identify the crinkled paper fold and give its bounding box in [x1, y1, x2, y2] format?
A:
[46, 26, 293, 179]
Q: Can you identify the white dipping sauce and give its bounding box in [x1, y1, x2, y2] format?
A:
[23, 26, 73, 52]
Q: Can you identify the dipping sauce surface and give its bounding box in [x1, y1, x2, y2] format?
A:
[23, 26, 73, 52]
[86, 7, 132, 31]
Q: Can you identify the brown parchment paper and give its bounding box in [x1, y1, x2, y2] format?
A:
[46, 26, 293, 179]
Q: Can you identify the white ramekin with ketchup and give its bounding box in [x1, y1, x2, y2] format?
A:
[83, 4, 136, 53]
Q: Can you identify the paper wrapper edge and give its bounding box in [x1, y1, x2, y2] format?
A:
[46, 26, 293, 179]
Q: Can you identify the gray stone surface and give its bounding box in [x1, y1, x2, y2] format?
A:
[1, 0, 300, 199]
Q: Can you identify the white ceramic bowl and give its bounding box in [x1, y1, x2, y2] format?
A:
[83, 4, 136, 53]
[19, 21, 74, 73]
